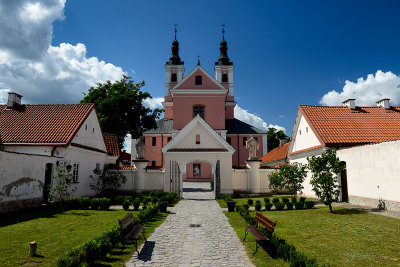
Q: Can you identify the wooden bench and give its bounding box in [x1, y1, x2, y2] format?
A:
[118, 213, 146, 254]
[243, 212, 276, 255]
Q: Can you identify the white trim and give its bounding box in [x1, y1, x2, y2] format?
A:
[171, 65, 226, 91]
[170, 89, 228, 95]
[288, 147, 327, 160]
[225, 101, 237, 106]
[162, 102, 173, 107]
[288, 110, 302, 155]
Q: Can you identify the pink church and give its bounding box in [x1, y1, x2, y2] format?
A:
[142, 30, 267, 181]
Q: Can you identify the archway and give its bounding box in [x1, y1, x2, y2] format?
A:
[180, 160, 216, 199]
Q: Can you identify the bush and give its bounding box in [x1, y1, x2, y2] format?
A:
[272, 197, 280, 205]
[210, 180, 214, 191]
[291, 196, 297, 203]
[275, 202, 285, 211]
[305, 200, 315, 209]
[281, 197, 289, 204]
[265, 203, 273, 211]
[243, 204, 250, 211]
[91, 198, 101, 210]
[151, 196, 158, 204]
[143, 197, 151, 206]
[167, 192, 176, 201]
[99, 198, 111, 210]
[247, 199, 254, 206]
[114, 195, 124, 205]
[133, 198, 141, 211]
[264, 198, 270, 204]
[286, 202, 293, 210]
[255, 201, 262, 211]
[159, 195, 169, 202]
[300, 197, 306, 202]
[124, 196, 132, 203]
[66, 198, 80, 210]
[294, 201, 304, 210]
[122, 200, 131, 211]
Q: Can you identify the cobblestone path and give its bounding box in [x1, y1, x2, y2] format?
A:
[126, 182, 254, 266]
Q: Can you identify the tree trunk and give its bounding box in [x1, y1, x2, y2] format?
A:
[329, 203, 333, 213]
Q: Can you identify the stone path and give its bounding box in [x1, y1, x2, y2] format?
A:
[126, 182, 254, 267]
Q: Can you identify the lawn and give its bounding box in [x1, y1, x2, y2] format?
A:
[225, 206, 400, 266]
[217, 195, 294, 208]
[0, 208, 167, 266]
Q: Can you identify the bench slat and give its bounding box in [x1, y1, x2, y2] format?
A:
[124, 225, 145, 240]
[256, 212, 276, 227]
[245, 225, 269, 241]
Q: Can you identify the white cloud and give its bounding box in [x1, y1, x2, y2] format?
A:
[0, 0, 125, 104]
[0, 88, 10, 104]
[143, 97, 164, 110]
[123, 134, 132, 154]
[234, 105, 286, 133]
[320, 70, 400, 106]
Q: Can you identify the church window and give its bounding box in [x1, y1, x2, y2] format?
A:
[85, 124, 87, 130]
[171, 73, 177, 82]
[196, 134, 200, 144]
[193, 163, 201, 177]
[193, 106, 204, 119]
[92, 128, 94, 133]
[299, 130, 302, 135]
[195, 75, 202, 85]
[226, 137, 231, 145]
[222, 73, 228, 82]
[152, 137, 156, 146]
[243, 137, 247, 146]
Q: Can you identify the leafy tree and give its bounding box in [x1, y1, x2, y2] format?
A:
[81, 75, 163, 147]
[90, 167, 127, 195]
[268, 163, 307, 197]
[267, 127, 288, 152]
[48, 165, 77, 204]
[307, 150, 345, 213]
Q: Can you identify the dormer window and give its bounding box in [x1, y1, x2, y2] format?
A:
[193, 105, 204, 119]
[195, 75, 202, 85]
[222, 73, 228, 82]
[171, 73, 177, 82]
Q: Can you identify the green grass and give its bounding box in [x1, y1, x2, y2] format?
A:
[226, 206, 400, 266]
[0, 209, 136, 266]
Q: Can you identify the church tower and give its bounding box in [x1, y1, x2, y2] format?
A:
[215, 27, 236, 119]
[163, 28, 184, 119]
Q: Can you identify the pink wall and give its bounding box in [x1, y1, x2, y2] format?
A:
[177, 69, 220, 90]
[144, 135, 172, 167]
[225, 106, 234, 119]
[164, 106, 173, 119]
[228, 135, 264, 166]
[183, 161, 213, 180]
[173, 95, 226, 129]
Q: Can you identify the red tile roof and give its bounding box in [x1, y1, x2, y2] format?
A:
[260, 143, 289, 163]
[120, 165, 136, 170]
[0, 104, 94, 145]
[103, 133, 120, 157]
[300, 105, 400, 145]
[167, 148, 228, 152]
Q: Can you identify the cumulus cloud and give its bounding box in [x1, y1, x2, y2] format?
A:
[234, 106, 286, 133]
[123, 134, 132, 154]
[0, 0, 125, 104]
[320, 70, 400, 106]
[143, 97, 164, 110]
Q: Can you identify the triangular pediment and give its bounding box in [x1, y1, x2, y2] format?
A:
[173, 65, 226, 90]
[162, 115, 235, 154]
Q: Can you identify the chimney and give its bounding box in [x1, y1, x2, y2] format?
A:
[376, 98, 390, 109]
[7, 92, 22, 109]
[342, 98, 356, 110]
[279, 138, 288, 147]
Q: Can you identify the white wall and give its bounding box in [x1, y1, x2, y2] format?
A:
[119, 169, 164, 193]
[174, 123, 224, 149]
[291, 114, 321, 153]
[231, 168, 276, 193]
[5, 145, 55, 156]
[337, 140, 400, 211]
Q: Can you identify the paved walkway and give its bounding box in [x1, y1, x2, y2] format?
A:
[126, 182, 254, 267]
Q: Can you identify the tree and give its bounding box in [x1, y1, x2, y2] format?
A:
[267, 127, 288, 152]
[307, 150, 345, 213]
[268, 163, 307, 196]
[90, 167, 127, 195]
[81, 75, 163, 147]
[48, 164, 77, 204]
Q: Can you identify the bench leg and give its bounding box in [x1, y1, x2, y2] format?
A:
[243, 229, 248, 242]
[142, 228, 147, 241]
[253, 241, 259, 255]
[134, 239, 140, 255]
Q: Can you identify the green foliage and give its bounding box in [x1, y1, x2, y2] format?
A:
[255, 201, 262, 211]
[272, 197, 280, 205]
[124, 196, 133, 203]
[98, 198, 111, 210]
[122, 200, 131, 211]
[243, 204, 250, 211]
[286, 202, 294, 210]
[133, 198, 141, 211]
[307, 150, 345, 212]
[305, 200, 315, 209]
[268, 163, 307, 197]
[281, 197, 289, 203]
[114, 195, 124, 205]
[210, 180, 214, 191]
[80, 75, 162, 146]
[247, 199, 254, 206]
[291, 196, 297, 203]
[91, 198, 101, 210]
[90, 168, 127, 195]
[275, 202, 285, 211]
[264, 198, 270, 204]
[294, 201, 304, 210]
[143, 197, 151, 206]
[267, 127, 288, 152]
[151, 196, 158, 204]
[300, 197, 306, 203]
[79, 198, 91, 209]
[48, 165, 77, 204]
[265, 203, 273, 211]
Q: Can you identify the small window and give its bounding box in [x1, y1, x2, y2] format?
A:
[193, 106, 204, 119]
[306, 127, 308, 133]
[196, 134, 200, 144]
[193, 163, 201, 177]
[72, 163, 79, 183]
[92, 128, 94, 133]
[195, 75, 202, 85]
[152, 137, 156, 146]
[85, 125, 87, 130]
[243, 137, 247, 146]
[171, 73, 177, 82]
[222, 73, 228, 82]
[299, 130, 302, 135]
[152, 161, 156, 167]
[226, 137, 231, 145]
[168, 137, 172, 142]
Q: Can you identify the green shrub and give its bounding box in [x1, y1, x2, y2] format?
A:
[243, 204, 250, 210]
[294, 201, 304, 209]
[265, 203, 273, 211]
[133, 198, 141, 211]
[210, 180, 214, 190]
[167, 192, 176, 201]
[114, 195, 124, 205]
[124, 196, 132, 203]
[291, 196, 297, 203]
[90, 198, 100, 210]
[143, 197, 151, 206]
[79, 197, 91, 209]
[281, 197, 289, 204]
[272, 197, 280, 204]
[255, 202, 262, 211]
[66, 198, 80, 210]
[264, 198, 270, 204]
[275, 202, 285, 210]
[286, 202, 293, 210]
[305, 200, 315, 209]
[247, 199, 254, 206]
[122, 200, 131, 211]
[99, 198, 111, 210]
[300, 197, 306, 202]
[159, 195, 168, 202]
[151, 196, 158, 204]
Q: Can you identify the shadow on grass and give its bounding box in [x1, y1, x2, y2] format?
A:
[0, 207, 63, 227]
[332, 208, 366, 215]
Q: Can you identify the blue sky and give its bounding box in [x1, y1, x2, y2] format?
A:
[1, 0, 400, 136]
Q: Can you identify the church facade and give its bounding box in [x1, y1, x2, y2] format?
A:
[141, 30, 267, 183]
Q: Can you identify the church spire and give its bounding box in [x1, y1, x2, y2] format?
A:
[216, 25, 232, 66]
[167, 25, 183, 65]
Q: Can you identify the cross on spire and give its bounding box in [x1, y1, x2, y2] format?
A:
[174, 23, 178, 40]
[222, 23, 225, 40]
[196, 55, 201, 65]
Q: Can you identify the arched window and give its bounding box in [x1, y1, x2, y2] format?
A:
[196, 134, 200, 144]
[171, 73, 177, 82]
[222, 73, 228, 82]
[195, 75, 202, 85]
[193, 105, 204, 119]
